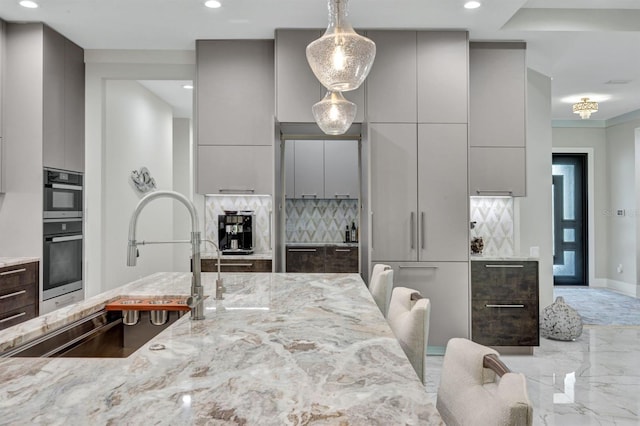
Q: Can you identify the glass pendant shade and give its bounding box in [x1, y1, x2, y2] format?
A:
[312, 91, 357, 135]
[306, 0, 376, 92]
[572, 97, 598, 119]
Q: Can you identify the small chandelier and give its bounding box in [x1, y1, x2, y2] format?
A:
[306, 0, 376, 92]
[312, 91, 357, 135]
[572, 97, 598, 119]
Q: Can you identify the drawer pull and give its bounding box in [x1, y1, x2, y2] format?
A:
[485, 304, 525, 308]
[0, 312, 26, 323]
[219, 188, 255, 194]
[475, 189, 513, 195]
[485, 264, 524, 268]
[0, 290, 27, 300]
[334, 194, 350, 198]
[288, 249, 317, 252]
[0, 268, 27, 276]
[221, 263, 253, 267]
[398, 265, 439, 269]
[335, 249, 351, 252]
[301, 194, 317, 198]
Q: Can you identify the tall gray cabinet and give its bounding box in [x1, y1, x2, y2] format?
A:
[368, 31, 470, 350]
[0, 19, 5, 192]
[196, 40, 274, 195]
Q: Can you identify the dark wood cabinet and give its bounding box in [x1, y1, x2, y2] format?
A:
[471, 260, 539, 347]
[200, 259, 272, 273]
[286, 246, 359, 273]
[0, 262, 39, 331]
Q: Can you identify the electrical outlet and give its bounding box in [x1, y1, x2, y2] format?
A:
[617, 209, 626, 216]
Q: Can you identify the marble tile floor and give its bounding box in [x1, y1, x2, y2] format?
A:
[424, 325, 640, 425]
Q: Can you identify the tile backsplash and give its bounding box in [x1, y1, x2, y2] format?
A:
[205, 195, 272, 253]
[470, 197, 514, 257]
[286, 198, 359, 243]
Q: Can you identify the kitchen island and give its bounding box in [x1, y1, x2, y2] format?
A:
[0, 272, 442, 425]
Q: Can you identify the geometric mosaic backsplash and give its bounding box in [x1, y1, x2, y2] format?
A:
[470, 197, 514, 257]
[286, 198, 359, 243]
[205, 195, 272, 254]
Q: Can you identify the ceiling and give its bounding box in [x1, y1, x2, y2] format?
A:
[2, 0, 640, 122]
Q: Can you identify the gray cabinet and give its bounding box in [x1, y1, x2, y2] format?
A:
[387, 261, 469, 349]
[417, 31, 468, 124]
[469, 147, 526, 197]
[42, 25, 85, 172]
[196, 40, 273, 146]
[197, 145, 273, 195]
[324, 139, 359, 199]
[0, 20, 4, 192]
[293, 140, 324, 199]
[366, 31, 417, 123]
[275, 29, 364, 124]
[284, 140, 295, 199]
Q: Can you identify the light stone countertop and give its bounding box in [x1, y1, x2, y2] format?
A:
[0, 257, 39, 268]
[0, 272, 442, 425]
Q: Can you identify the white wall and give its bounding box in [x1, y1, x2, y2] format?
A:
[103, 80, 174, 290]
[173, 117, 192, 272]
[515, 69, 554, 311]
[84, 50, 195, 297]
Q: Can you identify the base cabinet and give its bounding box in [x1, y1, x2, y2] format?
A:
[471, 260, 539, 347]
[201, 259, 272, 273]
[0, 262, 39, 331]
[386, 261, 469, 349]
[286, 245, 358, 273]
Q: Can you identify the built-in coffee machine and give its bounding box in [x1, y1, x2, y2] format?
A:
[218, 212, 255, 255]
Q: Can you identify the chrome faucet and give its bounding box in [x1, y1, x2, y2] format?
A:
[126, 190, 205, 320]
[203, 239, 225, 300]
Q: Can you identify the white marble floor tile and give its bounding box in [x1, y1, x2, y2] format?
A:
[425, 326, 640, 425]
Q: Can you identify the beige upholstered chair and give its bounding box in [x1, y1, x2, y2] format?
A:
[387, 286, 431, 384]
[437, 338, 533, 426]
[368, 264, 393, 317]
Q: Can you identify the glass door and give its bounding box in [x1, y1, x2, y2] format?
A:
[552, 154, 587, 285]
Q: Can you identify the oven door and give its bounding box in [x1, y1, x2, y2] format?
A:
[43, 232, 83, 301]
[43, 184, 83, 219]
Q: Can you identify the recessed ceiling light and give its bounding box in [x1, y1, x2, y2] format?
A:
[19, 0, 38, 8]
[464, 1, 481, 9]
[204, 0, 221, 8]
[183, 84, 194, 90]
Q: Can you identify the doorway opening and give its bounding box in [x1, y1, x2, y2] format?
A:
[552, 153, 588, 286]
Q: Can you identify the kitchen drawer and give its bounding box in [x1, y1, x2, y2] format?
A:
[201, 259, 272, 273]
[325, 246, 358, 273]
[471, 299, 539, 346]
[471, 261, 538, 300]
[286, 246, 325, 273]
[0, 262, 38, 291]
[0, 282, 37, 313]
[0, 304, 37, 331]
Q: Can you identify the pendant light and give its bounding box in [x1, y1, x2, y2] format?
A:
[312, 91, 357, 135]
[306, 0, 376, 92]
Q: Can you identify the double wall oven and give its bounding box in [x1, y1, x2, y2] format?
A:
[42, 169, 84, 312]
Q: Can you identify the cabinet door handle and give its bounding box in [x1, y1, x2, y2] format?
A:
[0, 290, 27, 300]
[288, 248, 317, 252]
[0, 312, 26, 323]
[421, 211, 425, 250]
[219, 188, 255, 194]
[485, 264, 524, 268]
[485, 304, 525, 308]
[335, 249, 351, 252]
[221, 263, 253, 267]
[410, 212, 415, 250]
[371, 211, 374, 250]
[398, 265, 439, 269]
[334, 194, 350, 198]
[301, 194, 317, 198]
[0, 268, 27, 276]
[475, 189, 513, 195]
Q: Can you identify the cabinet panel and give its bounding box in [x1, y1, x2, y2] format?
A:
[0, 304, 37, 331]
[0, 19, 5, 137]
[471, 261, 538, 300]
[324, 139, 359, 199]
[388, 261, 469, 348]
[469, 147, 526, 196]
[197, 40, 274, 146]
[42, 25, 66, 171]
[418, 124, 468, 261]
[366, 31, 417, 123]
[294, 140, 324, 198]
[284, 140, 295, 198]
[197, 145, 273, 195]
[417, 31, 468, 124]
[472, 300, 539, 346]
[325, 246, 358, 273]
[370, 123, 417, 261]
[286, 246, 325, 273]
[469, 42, 526, 147]
[201, 259, 272, 273]
[64, 39, 85, 172]
[0, 262, 39, 330]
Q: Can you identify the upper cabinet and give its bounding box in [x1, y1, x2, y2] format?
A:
[275, 29, 364, 124]
[293, 140, 324, 198]
[324, 139, 359, 199]
[42, 25, 85, 172]
[196, 40, 274, 146]
[469, 42, 526, 196]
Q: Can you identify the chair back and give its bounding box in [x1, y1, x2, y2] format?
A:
[369, 264, 393, 317]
